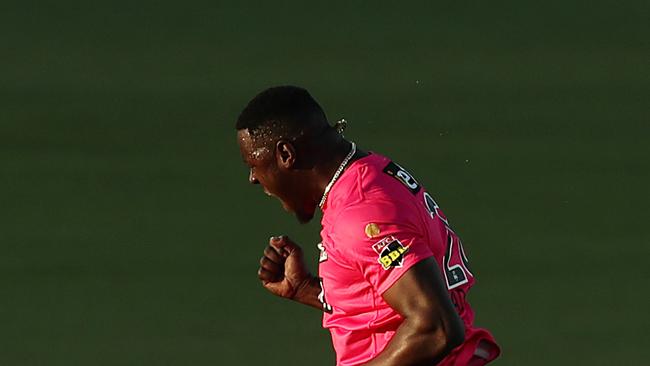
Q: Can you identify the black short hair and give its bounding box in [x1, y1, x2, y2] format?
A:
[236, 86, 329, 141]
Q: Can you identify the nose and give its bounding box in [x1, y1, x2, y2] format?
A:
[249, 169, 259, 185]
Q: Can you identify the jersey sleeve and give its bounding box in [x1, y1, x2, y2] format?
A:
[330, 200, 434, 295]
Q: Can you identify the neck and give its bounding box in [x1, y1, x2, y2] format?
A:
[312, 140, 366, 208]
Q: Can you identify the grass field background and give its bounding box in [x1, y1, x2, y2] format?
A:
[1, 1, 648, 365]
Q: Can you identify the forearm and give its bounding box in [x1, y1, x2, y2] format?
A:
[363, 316, 464, 366]
[291, 274, 325, 311]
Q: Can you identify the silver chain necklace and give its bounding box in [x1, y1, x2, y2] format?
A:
[318, 141, 357, 209]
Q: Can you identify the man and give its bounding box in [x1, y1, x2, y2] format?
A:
[236, 86, 500, 365]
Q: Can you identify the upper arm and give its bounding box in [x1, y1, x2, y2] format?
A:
[382, 257, 465, 341]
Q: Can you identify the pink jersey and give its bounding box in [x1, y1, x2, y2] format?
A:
[318, 153, 500, 366]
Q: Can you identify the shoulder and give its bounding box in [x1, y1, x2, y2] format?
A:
[331, 199, 422, 243]
[327, 153, 424, 227]
[327, 153, 420, 212]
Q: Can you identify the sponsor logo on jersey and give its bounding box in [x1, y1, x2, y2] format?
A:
[317, 242, 328, 262]
[317, 277, 333, 313]
[372, 235, 410, 270]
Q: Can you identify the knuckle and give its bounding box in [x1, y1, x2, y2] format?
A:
[261, 257, 280, 271]
[263, 246, 274, 257]
[258, 268, 271, 279]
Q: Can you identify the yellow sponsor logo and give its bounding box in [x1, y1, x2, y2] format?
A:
[379, 244, 409, 270]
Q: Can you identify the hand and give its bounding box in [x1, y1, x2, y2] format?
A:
[258, 235, 312, 300]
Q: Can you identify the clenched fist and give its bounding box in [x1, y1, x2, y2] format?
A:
[258, 235, 313, 300]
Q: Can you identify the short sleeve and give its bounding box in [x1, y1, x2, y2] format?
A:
[330, 200, 434, 295]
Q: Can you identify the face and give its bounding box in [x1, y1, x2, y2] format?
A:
[237, 129, 316, 223]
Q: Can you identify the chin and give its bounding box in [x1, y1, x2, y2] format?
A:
[294, 203, 317, 224]
[278, 198, 314, 224]
[295, 211, 314, 224]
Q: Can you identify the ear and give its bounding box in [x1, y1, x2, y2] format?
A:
[275, 140, 296, 169]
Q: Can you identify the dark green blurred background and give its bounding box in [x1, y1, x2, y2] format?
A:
[1, 1, 648, 365]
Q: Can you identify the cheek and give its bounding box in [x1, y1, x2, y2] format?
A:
[258, 169, 280, 192]
[269, 174, 294, 197]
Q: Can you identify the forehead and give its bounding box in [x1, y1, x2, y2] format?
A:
[237, 129, 271, 162]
